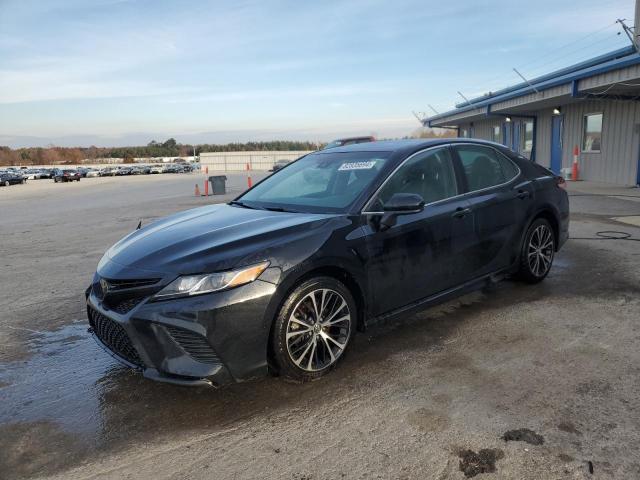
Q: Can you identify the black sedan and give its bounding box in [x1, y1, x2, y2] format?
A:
[86, 139, 569, 386]
[53, 169, 81, 182]
[0, 171, 26, 186]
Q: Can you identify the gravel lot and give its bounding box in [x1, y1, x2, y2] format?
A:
[1, 175, 639, 479]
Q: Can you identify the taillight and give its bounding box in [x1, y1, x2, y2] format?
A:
[556, 176, 566, 189]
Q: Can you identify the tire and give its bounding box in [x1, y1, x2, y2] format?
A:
[3, 180, 9, 187]
[516, 218, 555, 284]
[271, 276, 356, 382]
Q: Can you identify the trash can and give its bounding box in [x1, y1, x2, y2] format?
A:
[209, 175, 227, 195]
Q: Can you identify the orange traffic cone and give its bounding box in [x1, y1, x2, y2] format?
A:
[246, 163, 252, 188]
[195, 183, 201, 196]
[571, 145, 580, 181]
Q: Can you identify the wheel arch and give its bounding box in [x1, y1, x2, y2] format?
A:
[530, 206, 560, 250]
[264, 262, 368, 370]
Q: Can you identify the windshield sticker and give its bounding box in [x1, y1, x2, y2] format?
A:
[338, 161, 377, 171]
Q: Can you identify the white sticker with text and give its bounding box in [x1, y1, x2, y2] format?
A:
[338, 161, 377, 171]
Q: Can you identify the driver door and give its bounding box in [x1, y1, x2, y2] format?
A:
[362, 146, 474, 316]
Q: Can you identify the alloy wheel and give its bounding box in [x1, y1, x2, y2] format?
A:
[527, 224, 554, 277]
[286, 288, 351, 372]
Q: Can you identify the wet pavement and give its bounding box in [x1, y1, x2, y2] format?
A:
[1, 176, 640, 479]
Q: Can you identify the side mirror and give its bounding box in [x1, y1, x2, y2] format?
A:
[378, 193, 425, 231]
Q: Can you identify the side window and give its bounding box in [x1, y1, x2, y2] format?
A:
[370, 147, 458, 209]
[456, 145, 517, 191]
[496, 151, 519, 180]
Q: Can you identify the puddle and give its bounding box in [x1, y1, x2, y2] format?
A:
[0, 323, 121, 436]
[0, 290, 478, 478]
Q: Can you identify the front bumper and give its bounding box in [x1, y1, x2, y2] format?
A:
[86, 278, 277, 387]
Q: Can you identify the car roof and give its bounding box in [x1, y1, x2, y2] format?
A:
[318, 138, 507, 155]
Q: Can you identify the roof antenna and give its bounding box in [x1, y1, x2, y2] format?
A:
[513, 68, 540, 93]
[617, 18, 639, 52]
[136, 220, 142, 230]
[457, 91, 472, 106]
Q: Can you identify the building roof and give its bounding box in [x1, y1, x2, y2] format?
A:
[426, 46, 640, 127]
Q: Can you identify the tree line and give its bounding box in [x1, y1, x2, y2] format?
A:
[0, 139, 322, 166]
[0, 130, 454, 166]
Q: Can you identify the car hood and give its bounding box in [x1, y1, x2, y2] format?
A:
[101, 203, 341, 276]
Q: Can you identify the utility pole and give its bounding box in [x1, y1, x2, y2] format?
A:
[635, 0, 640, 49]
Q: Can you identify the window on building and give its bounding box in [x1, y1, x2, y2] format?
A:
[492, 125, 501, 143]
[522, 121, 534, 151]
[460, 128, 468, 138]
[582, 113, 602, 152]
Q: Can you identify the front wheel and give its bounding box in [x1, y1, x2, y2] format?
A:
[517, 218, 555, 283]
[271, 277, 356, 382]
[3, 180, 9, 187]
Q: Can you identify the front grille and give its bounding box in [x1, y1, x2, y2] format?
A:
[105, 278, 161, 290]
[164, 325, 221, 364]
[88, 307, 143, 367]
[107, 296, 146, 314]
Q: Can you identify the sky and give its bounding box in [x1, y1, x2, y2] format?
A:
[0, 0, 635, 147]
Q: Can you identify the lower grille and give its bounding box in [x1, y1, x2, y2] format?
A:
[88, 307, 143, 367]
[164, 325, 221, 364]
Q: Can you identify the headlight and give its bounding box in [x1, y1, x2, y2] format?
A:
[152, 262, 269, 300]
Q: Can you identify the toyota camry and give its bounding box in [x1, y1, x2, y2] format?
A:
[86, 139, 569, 386]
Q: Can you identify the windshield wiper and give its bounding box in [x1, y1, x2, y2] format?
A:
[263, 206, 298, 213]
[229, 200, 259, 210]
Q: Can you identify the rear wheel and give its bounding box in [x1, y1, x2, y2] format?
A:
[3, 180, 9, 187]
[271, 277, 356, 382]
[517, 218, 555, 283]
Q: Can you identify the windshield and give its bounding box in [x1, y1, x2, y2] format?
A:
[237, 151, 391, 213]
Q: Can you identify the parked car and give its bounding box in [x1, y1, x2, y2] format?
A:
[99, 167, 116, 177]
[86, 169, 100, 178]
[323, 136, 376, 150]
[162, 164, 179, 173]
[25, 169, 45, 180]
[38, 168, 54, 179]
[0, 171, 26, 186]
[150, 165, 163, 174]
[53, 169, 81, 182]
[270, 159, 292, 172]
[86, 139, 569, 387]
[115, 167, 132, 176]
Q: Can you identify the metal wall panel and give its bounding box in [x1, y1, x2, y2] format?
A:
[491, 84, 571, 110]
[579, 64, 640, 90]
[560, 100, 639, 185]
[459, 118, 535, 159]
[535, 111, 553, 169]
[199, 151, 311, 171]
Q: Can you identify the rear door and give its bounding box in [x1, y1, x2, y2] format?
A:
[451, 144, 531, 282]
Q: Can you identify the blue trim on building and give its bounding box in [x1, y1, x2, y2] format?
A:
[427, 47, 640, 125]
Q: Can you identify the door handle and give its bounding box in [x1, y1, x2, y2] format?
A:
[516, 190, 531, 200]
[452, 207, 471, 219]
